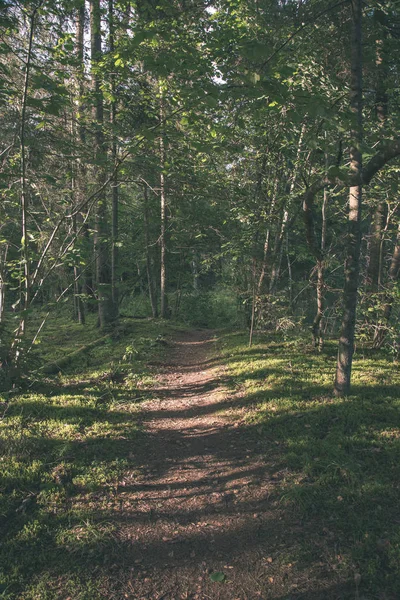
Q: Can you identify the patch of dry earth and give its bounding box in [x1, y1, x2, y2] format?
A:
[111, 330, 349, 600]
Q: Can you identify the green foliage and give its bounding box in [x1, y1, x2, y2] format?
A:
[218, 330, 400, 597]
[209, 571, 226, 582]
[0, 315, 176, 598]
[178, 287, 242, 328]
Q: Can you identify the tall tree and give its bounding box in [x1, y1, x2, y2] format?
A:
[90, 0, 113, 328]
[109, 0, 119, 319]
[334, 0, 363, 396]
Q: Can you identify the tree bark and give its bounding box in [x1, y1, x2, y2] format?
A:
[10, 4, 40, 364]
[367, 11, 388, 294]
[334, 0, 363, 396]
[257, 175, 278, 294]
[109, 0, 119, 320]
[90, 0, 113, 328]
[0, 245, 8, 326]
[143, 185, 158, 317]
[269, 123, 306, 295]
[159, 83, 167, 318]
[367, 202, 387, 290]
[74, 0, 86, 325]
[312, 138, 329, 350]
[373, 223, 400, 348]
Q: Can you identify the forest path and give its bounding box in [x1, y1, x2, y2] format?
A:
[117, 329, 306, 600]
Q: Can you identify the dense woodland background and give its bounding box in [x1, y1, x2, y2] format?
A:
[2, 2, 400, 598]
[0, 0, 399, 393]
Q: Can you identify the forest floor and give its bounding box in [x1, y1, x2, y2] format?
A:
[1, 320, 400, 599]
[120, 328, 312, 600]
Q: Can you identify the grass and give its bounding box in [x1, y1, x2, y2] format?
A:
[0, 314, 180, 599]
[216, 330, 400, 599]
[1, 320, 400, 598]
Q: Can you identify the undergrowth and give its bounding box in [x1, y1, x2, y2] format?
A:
[217, 330, 400, 599]
[0, 315, 178, 599]
[2, 322, 400, 599]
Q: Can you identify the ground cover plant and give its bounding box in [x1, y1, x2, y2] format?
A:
[0, 316, 178, 599]
[1, 319, 399, 599]
[217, 330, 400, 598]
[1, 0, 400, 596]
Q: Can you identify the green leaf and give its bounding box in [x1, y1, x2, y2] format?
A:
[210, 572, 226, 583]
[204, 95, 218, 108]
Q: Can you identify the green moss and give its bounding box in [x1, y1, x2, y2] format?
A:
[217, 330, 400, 597]
[0, 316, 176, 599]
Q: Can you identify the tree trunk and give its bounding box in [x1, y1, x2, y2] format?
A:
[73, 1, 86, 325]
[90, 0, 113, 328]
[109, 0, 119, 320]
[373, 223, 400, 348]
[312, 260, 324, 349]
[334, 0, 363, 397]
[257, 175, 278, 294]
[159, 84, 168, 318]
[367, 202, 387, 291]
[143, 185, 158, 317]
[0, 245, 8, 326]
[269, 123, 306, 295]
[249, 258, 257, 347]
[367, 12, 388, 293]
[312, 138, 329, 350]
[10, 4, 40, 364]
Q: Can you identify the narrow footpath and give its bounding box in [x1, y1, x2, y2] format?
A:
[115, 330, 337, 600]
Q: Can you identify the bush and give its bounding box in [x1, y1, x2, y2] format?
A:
[178, 287, 242, 328]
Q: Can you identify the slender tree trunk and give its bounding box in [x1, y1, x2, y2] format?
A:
[90, 0, 113, 328]
[143, 185, 158, 317]
[10, 4, 40, 363]
[373, 223, 400, 348]
[109, 0, 119, 319]
[367, 202, 387, 290]
[249, 258, 257, 347]
[366, 10, 392, 341]
[76, 4, 94, 312]
[285, 231, 293, 312]
[73, 0, 86, 325]
[159, 84, 167, 318]
[312, 260, 324, 349]
[312, 140, 329, 350]
[257, 176, 278, 294]
[269, 123, 306, 295]
[334, 0, 363, 396]
[0, 245, 8, 326]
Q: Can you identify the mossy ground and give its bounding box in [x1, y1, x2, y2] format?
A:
[1, 322, 399, 599]
[216, 330, 400, 598]
[0, 315, 181, 599]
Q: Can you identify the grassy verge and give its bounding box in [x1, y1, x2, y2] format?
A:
[217, 330, 400, 599]
[0, 316, 179, 600]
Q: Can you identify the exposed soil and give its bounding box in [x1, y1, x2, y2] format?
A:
[114, 330, 348, 600]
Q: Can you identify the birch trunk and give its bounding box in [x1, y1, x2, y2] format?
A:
[143, 185, 158, 317]
[159, 84, 167, 318]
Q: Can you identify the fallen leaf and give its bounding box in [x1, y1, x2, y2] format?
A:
[210, 572, 226, 583]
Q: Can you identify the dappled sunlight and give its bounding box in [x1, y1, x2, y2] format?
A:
[2, 327, 400, 599]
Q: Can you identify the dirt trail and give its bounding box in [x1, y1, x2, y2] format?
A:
[115, 330, 319, 599]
